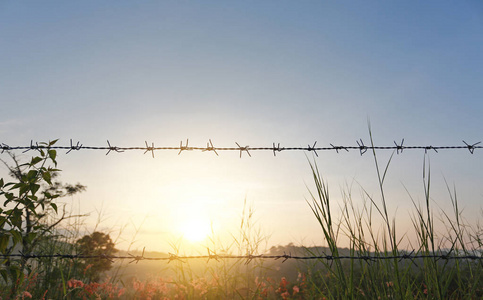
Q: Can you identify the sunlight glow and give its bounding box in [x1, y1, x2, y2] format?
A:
[170, 198, 215, 243]
[181, 218, 211, 242]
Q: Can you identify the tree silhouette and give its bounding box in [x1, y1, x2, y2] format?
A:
[76, 231, 118, 282]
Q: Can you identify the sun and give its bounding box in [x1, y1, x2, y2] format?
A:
[181, 218, 211, 242]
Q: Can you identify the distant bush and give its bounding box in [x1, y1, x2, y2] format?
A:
[76, 231, 118, 282]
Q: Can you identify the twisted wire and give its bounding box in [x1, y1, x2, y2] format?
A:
[1, 253, 481, 264]
[0, 139, 481, 156]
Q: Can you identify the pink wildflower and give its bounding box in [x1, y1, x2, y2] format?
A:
[22, 291, 32, 299]
[422, 283, 428, 295]
[276, 277, 289, 294]
[280, 277, 288, 288]
[281, 291, 290, 299]
[83, 282, 100, 296]
[118, 288, 126, 297]
[261, 287, 268, 298]
[83, 264, 93, 275]
[67, 279, 84, 289]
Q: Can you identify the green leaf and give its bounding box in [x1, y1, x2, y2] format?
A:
[10, 183, 22, 190]
[30, 183, 40, 196]
[27, 232, 37, 244]
[51, 202, 58, 213]
[11, 210, 22, 229]
[19, 184, 29, 195]
[0, 178, 3, 188]
[42, 171, 52, 185]
[3, 183, 15, 191]
[0, 234, 9, 252]
[10, 229, 22, 245]
[30, 156, 43, 165]
[0, 269, 8, 283]
[27, 170, 38, 181]
[48, 149, 57, 162]
[26, 200, 36, 213]
[49, 139, 59, 146]
[4, 192, 14, 202]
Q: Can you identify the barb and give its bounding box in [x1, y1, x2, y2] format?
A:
[144, 141, 155, 158]
[272, 142, 284, 156]
[424, 145, 438, 154]
[168, 252, 185, 263]
[394, 138, 404, 154]
[274, 251, 292, 263]
[398, 249, 415, 263]
[356, 139, 367, 156]
[178, 139, 192, 155]
[202, 139, 218, 156]
[1, 139, 482, 157]
[463, 140, 481, 154]
[307, 141, 318, 157]
[330, 143, 349, 153]
[206, 248, 220, 262]
[66, 139, 83, 154]
[23, 140, 39, 153]
[235, 142, 251, 158]
[1, 143, 10, 154]
[106, 140, 124, 155]
[129, 247, 146, 264]
[359, 255, 376, 263]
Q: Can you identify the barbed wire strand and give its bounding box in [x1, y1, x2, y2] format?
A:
[0, 139, 481, 157]
[1, 253, 481, 264]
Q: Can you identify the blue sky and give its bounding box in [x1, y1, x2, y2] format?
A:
[1, 1, 482, 252]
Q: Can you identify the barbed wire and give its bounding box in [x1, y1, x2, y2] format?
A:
[0, 139, 481, 157]
[1, 252, 482, 264]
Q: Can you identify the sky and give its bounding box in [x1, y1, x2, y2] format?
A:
[1, 1, 482, 253]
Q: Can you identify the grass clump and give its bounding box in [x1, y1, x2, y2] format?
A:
[303, 130, 482, 299]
